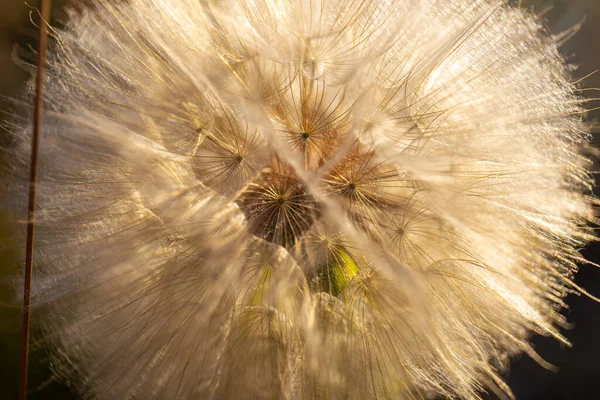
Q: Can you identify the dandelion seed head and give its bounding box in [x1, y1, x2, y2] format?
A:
[3, 0, 596, 398]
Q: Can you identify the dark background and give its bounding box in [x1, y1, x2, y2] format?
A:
[0, 1, 599, 399]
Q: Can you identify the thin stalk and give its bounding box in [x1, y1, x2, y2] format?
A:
[19, 1, 51, 399]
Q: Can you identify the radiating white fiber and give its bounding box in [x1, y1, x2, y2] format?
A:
[4, 0, 596, 398]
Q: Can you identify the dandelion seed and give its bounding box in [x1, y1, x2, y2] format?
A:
[3, 0, 596, 399]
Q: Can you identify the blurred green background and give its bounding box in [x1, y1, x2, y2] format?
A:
[1, 1, 599, 399]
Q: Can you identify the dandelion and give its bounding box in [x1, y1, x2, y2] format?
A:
[4, 0, 596, 398]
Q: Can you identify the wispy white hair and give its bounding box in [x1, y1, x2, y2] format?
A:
[4, 0, 596, 399]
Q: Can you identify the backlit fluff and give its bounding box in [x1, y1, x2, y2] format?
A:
[5, 0, 596, 398]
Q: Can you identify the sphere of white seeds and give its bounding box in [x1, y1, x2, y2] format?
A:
[7, 0, 594, 399]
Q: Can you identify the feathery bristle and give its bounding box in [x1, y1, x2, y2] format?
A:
[2, 0, 596, 399]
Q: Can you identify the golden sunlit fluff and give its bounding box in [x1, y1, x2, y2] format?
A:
[4, 0, 597, 398]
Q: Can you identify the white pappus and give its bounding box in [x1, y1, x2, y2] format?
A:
[3, 0, 597, 399]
